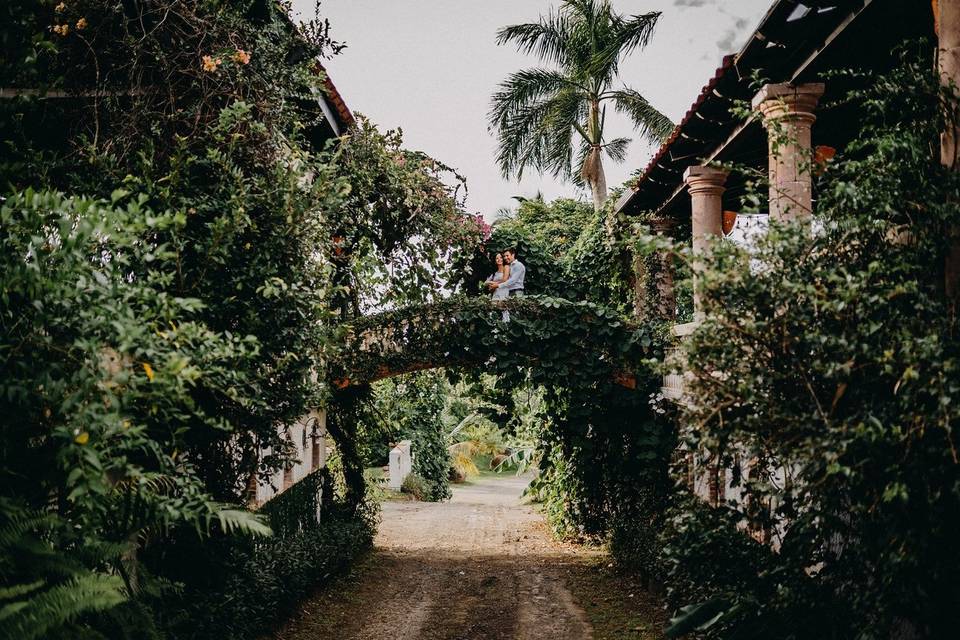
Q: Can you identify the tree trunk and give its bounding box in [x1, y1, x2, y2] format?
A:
[591, 157, 608, 212]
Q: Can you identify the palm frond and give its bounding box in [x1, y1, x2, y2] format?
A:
[496, 9, 574, 66]
[610, 87, 675, 143]
[492, 445, 536, 474]
[491, 1, 666, 188]
[590, 11, 661, 79]
[489, 68, 580, 130]
[573, 139, 593, 187]
[603, 136, 631, 163]
[494, 86, 587, 181]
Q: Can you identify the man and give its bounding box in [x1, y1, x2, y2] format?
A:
[497, 248, 525, 296]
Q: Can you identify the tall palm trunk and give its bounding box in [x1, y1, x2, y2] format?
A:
[581, 143, 608, 211]
[591, 154, 608, 212]
[581, 99, 609, 212]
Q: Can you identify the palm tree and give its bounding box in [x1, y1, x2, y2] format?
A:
[490, 0, 674, 212]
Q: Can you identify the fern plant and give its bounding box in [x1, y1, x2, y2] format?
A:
[0, 500, 125, 640]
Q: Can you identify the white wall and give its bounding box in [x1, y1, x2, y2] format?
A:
[255, 409, 327, 505]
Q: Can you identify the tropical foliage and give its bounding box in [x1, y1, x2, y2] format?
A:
[0, 1, 464, 637]
[359, 372, 453, 502]
[330, 117, 485, 314]
[332, 283, 669, 539]
[626, 51, 960, 639]
[490, 0, 674, 210]
[459, 194, 637, 312]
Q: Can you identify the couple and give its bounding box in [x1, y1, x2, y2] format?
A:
[486, 248, 525, 320]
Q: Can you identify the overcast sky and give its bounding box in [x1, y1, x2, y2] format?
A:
[291, 0, 772, 220]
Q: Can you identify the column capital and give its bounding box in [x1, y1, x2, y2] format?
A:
[683, 165, 729, 196]
[752, 82, 825, 125]
[648, 216, 676, 235]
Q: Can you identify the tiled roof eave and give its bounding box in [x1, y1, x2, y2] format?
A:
[316, 62, 355, 131]
[619, 54, 736, 213]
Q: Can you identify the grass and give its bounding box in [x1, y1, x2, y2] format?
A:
[562, 557, 667, 640]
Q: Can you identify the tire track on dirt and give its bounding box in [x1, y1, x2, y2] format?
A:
[272, 474, 606, 640]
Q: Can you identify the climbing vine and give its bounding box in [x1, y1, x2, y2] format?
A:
[639, 49, 960, 638]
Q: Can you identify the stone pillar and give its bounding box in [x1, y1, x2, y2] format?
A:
[940, 0, 960, 169]
[650, 217, 677, 320]
[752, 83, 825, 222]
[683, 166, 729, 318]
[939, 1, 960, 303]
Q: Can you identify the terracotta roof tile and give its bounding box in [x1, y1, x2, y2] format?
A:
[316, 62, 355, 130]
[632, 55, 734, 192]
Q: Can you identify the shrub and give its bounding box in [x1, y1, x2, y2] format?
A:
[401, 473, 432, 501]
[359, 373, 452, 502]
[662, 50, 960, 638]
[155, 469, 378, 640]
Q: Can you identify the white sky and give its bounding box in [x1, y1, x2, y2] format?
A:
[292, 0, 773, 220]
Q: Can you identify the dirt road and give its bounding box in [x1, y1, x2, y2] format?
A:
[272, 474, 665, 640]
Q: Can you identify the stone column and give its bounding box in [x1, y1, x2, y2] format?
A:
[752, 83, 825, 222]
[940, 0, 960, 169]
[939, 1, 960, 303]
[650, 217, 677, 320]
[683, 166, 729, 318]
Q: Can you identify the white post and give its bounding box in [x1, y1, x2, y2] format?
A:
[388, 440, 413, 490]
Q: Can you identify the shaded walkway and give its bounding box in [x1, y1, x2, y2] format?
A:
[271, 474, 666, 640]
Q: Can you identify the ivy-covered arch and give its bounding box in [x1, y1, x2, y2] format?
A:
[330, 296, 655, 390]
[326, 294, 672, 542]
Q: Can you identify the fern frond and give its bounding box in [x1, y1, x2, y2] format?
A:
[0, 573, 125, 640]
[211, 506, 273, 538]
[0, 580, 45, 602]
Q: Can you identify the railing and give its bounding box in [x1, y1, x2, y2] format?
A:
[258, 466, 332, 537]
[661, 321, 700, 403]
[662, 347, 685, 400]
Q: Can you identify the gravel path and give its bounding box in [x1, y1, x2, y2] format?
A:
[272, 473, 664, 640]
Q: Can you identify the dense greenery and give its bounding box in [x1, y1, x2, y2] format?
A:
[333, 281, 669, 540]
[459, 194, 636, 311]
[360, 373, 452, 502]
[157, 470, 375, 640]
[636, 52, 960, 638]
[5, 2, 955, 639]
[333, 296, 653, 389]
[0, 189, 271, 639]
[0, 1, 470, 637]
[2, 0, 348, 504]
[330, 117, 484, 314]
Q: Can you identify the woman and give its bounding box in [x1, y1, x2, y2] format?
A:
[486, 252, 510, 301]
